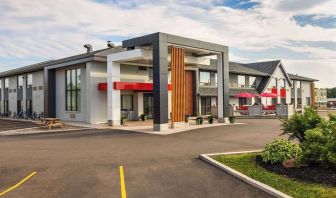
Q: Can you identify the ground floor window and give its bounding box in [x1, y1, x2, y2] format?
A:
[271, 98, 277, 105]
[4, 101, 8, 114]
[201, 97, 212, 115]
[143, 93, 153, 119]
[121, 95, 133, 111]
[17, 100, 23, 114]
[239, 98, 247, 106]
[65, 68, 81, 111]
[306, 97, 311, 106]
[26, 99, 32, 116]
[281, 98, 286, 104]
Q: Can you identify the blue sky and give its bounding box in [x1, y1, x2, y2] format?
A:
[0, 0, 335, 87]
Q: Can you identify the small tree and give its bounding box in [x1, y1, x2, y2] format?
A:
[280, 107, 323, 142]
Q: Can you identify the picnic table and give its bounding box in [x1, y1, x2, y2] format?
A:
[37, 118, 64, 130]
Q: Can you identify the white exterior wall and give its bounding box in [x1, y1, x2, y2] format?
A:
[262, 66, 291, 105]
[86, 62, 108, 124]
[301, 81, 312, 107]
[0, 79, 3, 113]
[55, 65, 87, 122]
[32, 71, 44, 114]
[8, 76, 17, 115]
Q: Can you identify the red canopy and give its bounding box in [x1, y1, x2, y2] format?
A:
[259, 92, 277, 98]
[235, 92, 256, 98]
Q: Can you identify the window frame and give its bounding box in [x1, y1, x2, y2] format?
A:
[26, 74, 33, 88]
[121, 95, 133, 111]
[65, 68, 81, 112]
[238, 75, 246, 88]
[248, 76, 256, 88]
[199, 71, 211, 86]
[17, 75, 24, 89]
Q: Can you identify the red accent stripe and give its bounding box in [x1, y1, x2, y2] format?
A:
[98, 82, 172, 91]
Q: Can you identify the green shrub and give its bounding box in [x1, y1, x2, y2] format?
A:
[328, 113, 336, 122]
[300, 121, 336, 168]
[262, 139, 302, 164]
[229, 116, 236, 124]
[281, 107, 323, 142]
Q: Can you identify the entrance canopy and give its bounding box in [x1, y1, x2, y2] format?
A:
[107, 32, 229, 131]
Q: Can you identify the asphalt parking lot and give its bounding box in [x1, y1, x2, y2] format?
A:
[0, 119, 282, 198]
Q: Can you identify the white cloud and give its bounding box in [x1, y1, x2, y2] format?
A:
[0, 0, 335, 86]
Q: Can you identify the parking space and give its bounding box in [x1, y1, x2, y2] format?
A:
[0, 119, 37, 132]
[0, 119, 281, 197]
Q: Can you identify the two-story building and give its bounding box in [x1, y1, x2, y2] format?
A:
[0, 32, 317, 131]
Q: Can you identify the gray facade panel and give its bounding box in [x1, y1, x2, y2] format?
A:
[26, 87, 32, 100]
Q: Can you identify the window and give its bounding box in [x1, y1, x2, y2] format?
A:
[238, 75, 245, 87]
[121, 95, 133, 111]
[279, 79, 286, 88]
[201, 97, 211, 115]
[297, 81, 301, 88]
[306, 97, 311, 106]
[270, 78, 277, 88]
[200, 71, 211, 86]
[65, 68, 81, 111]
[17, 75, 24, 89]
[4, 78, 9, 89]
[248, 76, 256, 88]
[27, 74, 33, 88]
[149, 68, 153, 81]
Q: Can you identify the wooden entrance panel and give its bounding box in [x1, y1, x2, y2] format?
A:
[171, 47, 186, 122]
[185, 71, 194, 115]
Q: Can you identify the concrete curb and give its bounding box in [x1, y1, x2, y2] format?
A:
[0, 127, 94, 136]
[199, 150, 292, 198]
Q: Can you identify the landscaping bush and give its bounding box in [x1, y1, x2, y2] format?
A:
[208, 116, 214, 124]
[328, 113, 336, 122]
[281, 107, 323, 142]
[262, 139, 302, 164]
[299, 121, 336, 168]
[228, 116, 236, 124]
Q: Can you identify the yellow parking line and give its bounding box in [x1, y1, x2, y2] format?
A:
[0, 171, 37, 196]
[119, 166, 127, 198]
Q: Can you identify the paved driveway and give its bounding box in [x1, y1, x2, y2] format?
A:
[0, 119, 282, 198]
[0, 119, 37, 132]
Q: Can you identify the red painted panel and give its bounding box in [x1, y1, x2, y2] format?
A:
[98, 82, 172, 91]
[280, 88, 286, 98]
[270, 88, 286, 98]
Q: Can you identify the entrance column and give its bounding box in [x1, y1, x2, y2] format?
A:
[293, 81, 297, 108]
[107, 60, 121, 126]
[217, 51, 230, 123]
[152, 39, 169, 131]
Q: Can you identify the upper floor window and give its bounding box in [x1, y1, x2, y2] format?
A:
[4, 78, 9, 89]
[248, 76, 256, 88]
[66, 68, 81, 111]
[297, 81, 301, 88]
[121, 95, 133, 111]
[270, 78, 277, 88]
[17, 75, 24, 89]
[27, 74, 33, 88]
[238, 75, 245, 87]
[200, 71, 211, 86]
[279, 79, 286, 88]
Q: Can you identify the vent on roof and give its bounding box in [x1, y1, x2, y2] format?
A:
[84, 44, 93, 53]
[107, 41, 116, 48]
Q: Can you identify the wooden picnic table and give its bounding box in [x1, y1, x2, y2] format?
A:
[38, 118, 63, 130]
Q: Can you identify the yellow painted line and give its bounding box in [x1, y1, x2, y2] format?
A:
[119, 166, 127, 198]
[0, 171, 37, 197]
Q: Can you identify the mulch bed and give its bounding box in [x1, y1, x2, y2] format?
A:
[255, 155, 336, 187]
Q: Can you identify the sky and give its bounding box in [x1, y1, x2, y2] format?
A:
[0, 0, 335, 88]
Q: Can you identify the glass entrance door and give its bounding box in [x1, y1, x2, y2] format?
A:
[143, 93, 153, 119]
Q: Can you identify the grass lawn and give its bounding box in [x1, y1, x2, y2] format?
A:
[213, 153, 336, 198]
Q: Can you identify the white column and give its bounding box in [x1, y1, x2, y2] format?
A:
[277, 78, 280, 104]
[293, 81, 297, 109]
[107, 60, 121, 126]
[22, 75, 27, 113]
[217, 53, 228, 122]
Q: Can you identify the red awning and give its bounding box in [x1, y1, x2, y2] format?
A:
[234, 92, 256, 98]
[98, 82, 172, 91]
